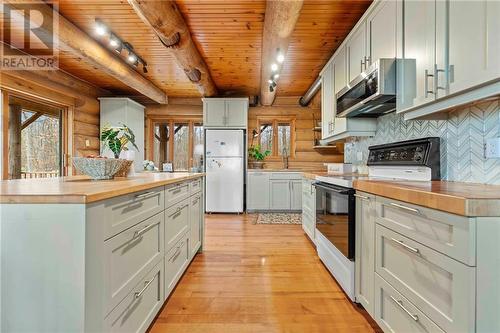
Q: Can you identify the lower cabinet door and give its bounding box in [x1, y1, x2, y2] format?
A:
[165, 235, 189, 299]
[302, 210, 315, 242]
[270, 180, 291, 210]
[290, 180, 302, 210]
[104, 261, 164, 333]
[189, 194, 202, 258]
[374, 274, 445, 333]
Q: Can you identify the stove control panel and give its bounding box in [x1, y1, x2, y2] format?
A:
[367, 137, 441, 180]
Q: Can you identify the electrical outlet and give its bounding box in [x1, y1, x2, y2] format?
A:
[85, 139, 90, 147]
[485, 138, 500, 159]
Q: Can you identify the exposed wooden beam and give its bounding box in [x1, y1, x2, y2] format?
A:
[3, 0, 167, 104]
[128, 0, 218, 97]
[260, 0, 303, 106]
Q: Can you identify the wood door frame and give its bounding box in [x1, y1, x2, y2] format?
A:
[146, 115, 202, 170]
[256, 116, 296, 160]
[0, 89, 73, 179]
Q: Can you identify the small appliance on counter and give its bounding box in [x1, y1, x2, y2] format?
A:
[313, 137, 441, 301]
[324, 163, 353, 174]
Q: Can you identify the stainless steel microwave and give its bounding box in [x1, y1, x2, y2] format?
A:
[336, 58, 396, 118]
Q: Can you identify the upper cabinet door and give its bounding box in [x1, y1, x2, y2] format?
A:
[321, 63, 335, 140]
[347, 22, 367, 83]
[400, 0, 436, 110]
[367, 1, 397, 63]
[448, 0, 500, 95]
[225, 99, 248, 128]
[334, 46, 347, 95]
[203, 99, 226, 127]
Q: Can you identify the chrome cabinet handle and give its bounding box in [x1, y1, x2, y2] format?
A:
[424, 69, 434, 98]
[354, 194, 369, 200]
[361, 59, 365, 72]
[364, 56, 371, 69]
[389, 202, 420, 214]
[391, 238, 420, 255]
[449, 64, 455, 83]
[169, 204, 188, 218]
[134, 191, 155, 199]
[169, 241, 184, 261]
[193, 196, 200, 204]
[134, 278, 154, 299]
[434, 64, 446, 93]
[390, 296, 419, 321]
[133, 221, 160, 239]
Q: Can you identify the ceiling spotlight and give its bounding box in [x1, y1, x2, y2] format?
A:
[277, 53, 285, 63]
[128, 53, 137, 63]
[143, 66, 148, 74]
[271, 63, 278, 72]
[109, 37, 119, 48]
[267, 79, 273, 84]
[95, 19, 106, 36]
[273, 73, 280, 80]
[271, 81, 277, 88]
[270, 85, 275, 93]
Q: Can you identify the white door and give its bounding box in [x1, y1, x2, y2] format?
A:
[321, 63, 335, 140]
[347, 22, 367, 83]
[401, 0, 436, 110]
[334, 46, 347, 95]
[206, 157, 243, 213]
[204, 99, 226, 127]
[205, 130, 243, 157]
[448, 0, 500, 95]
[368, 1, 397, 63]
[225, 100, 247, 128]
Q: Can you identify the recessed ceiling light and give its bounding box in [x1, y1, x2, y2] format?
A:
[128, 54, 137, 63]
[109, 38, 119, 48]
[96, 24, 106, 36]
[271, 63, 278, 72]
[268, 79, 274, 84]
[277, 53, 285, 63]
[273, 73, 280, 80]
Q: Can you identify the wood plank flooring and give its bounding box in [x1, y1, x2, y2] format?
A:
[148, 214, 381, 333]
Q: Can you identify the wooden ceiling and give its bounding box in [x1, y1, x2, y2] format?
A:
[51, 0, 371, 101]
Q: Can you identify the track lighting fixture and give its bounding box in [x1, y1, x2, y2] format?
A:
[271, 63, 278, 72]
[276, 48, 285, 63]
[273, 73, 279, 80]
[95, 19, 106, 36]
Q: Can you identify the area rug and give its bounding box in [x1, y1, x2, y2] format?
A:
[255, 213, 302, 225]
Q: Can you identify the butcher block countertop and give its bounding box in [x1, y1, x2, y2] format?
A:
[354, 179, 500, 217]
[0, 172, 204, 204]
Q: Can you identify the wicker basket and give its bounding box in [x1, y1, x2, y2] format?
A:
[114, 160, 133, 177]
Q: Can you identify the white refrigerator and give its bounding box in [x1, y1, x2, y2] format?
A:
[205, 129, 244, 213]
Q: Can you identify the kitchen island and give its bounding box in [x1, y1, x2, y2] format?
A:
[0, 172, 205, 333]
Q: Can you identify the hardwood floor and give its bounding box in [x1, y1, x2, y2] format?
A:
[149, 214, 381, 333]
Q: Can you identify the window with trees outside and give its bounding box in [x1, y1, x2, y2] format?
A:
[151, 118, 203, 171]
[256, 117, 295, 158]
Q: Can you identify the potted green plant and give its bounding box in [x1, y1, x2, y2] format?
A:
[248, 144, 271, 169]
[72, 124, 139, 180]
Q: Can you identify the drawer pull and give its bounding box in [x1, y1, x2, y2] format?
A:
[390, 295, 419, 322]
[389, 202, 420, 214]
[391, 238, 420, 255]
[134, 191, 155, 199]
[134, 279, 154, 299]
[170, 246, 182, 262]
[171, 188, 182, 194]
[168, 204, 188, 218]
[133, 221, 159, 239]
[354, 194, 369, 200]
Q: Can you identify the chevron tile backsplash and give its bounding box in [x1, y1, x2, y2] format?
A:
[344, 99, 500, 184]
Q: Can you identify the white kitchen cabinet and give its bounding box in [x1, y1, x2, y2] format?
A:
[189, 193, 202, 259]
[367, 0, 397, 63]
[334, 46, 347, 95]
[347, 22, 367, 82]
[448, 0, 500, 95]
[302, 178, 316, 243]
[354, 192, 375, 316]
[247, 172, 270, 211]
[203, 98, 248, 128]
[399, 0, 436, 111]
[321, 62, 335, 140]
[99, 97, 145, 172]
[290, 179, 302, 210]
[270, 180, 291, 210]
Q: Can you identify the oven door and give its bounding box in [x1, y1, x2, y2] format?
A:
[313, 182, 355, 260]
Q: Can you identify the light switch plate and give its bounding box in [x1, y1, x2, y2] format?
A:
[85, 139, 90, 147]
[485, 138, 500, 159]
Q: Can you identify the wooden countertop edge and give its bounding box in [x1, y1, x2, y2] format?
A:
[0, 174, 205, 204]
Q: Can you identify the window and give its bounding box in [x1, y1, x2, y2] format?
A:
[150, 118, 203, 171]
[255, 117, 295, 158]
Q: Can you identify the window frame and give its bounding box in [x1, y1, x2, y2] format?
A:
[147, 116, 203, 170]
[256, 116, 296, 159]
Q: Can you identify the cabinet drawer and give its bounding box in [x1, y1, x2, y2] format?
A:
[189, 178, 202, 194]
[376, 224, 475, 333]
[102, 187, 164, 239]
[376, 196, 475, 265]
[104, 212, 164, 314]
[269, 172, 302, 180]
[104, 261, 163, 333]
[165, 181, 190, 208]
[165, 199, 190, 251]
[165, 234, 189, 298]
[374, 274, 445, 333]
